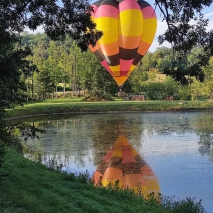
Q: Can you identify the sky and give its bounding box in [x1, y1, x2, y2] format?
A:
[27, 1, 213, 52]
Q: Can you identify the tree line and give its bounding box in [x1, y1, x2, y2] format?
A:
[21, 32, 213, 101]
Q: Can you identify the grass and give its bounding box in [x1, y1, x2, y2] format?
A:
[0, 149, 168, 213]
[0, 149, 206, 213]
[6, 97, 213, 119]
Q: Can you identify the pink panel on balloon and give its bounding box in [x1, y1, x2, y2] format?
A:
[142, 6, 156, 19]
[91, 5, 98, 16]
[120, 59, 133, 71]
[103, 150, 113, 163]
[95, 5, 118, 18]
[101, 61, 113, 75]
[119, 0, 141, 12]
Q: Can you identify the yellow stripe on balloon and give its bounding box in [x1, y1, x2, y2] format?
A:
[127, 64, 136, 76]
[119, 9, 143, 36]
[131, 149, 138, 156]
[141, 31, 156, 44]
[96, 17, 118, 31]
[112, 71, 120, 76]
[112, 150, 122, 157]
[96, 17, 118, 44]
[141, 18, 157, 43]
[109, 65, 120, 72]
[143, 18, 157, 31]
[98, 31, 118, 44]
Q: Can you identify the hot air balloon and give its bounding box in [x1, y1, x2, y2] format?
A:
[92, 134, 160, 198]
[89, 0, 157, 87]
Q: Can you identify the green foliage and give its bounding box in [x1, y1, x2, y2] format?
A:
[178, 86, 191, 100]
[156, 0, 213, 83]
[203, 56, 213, 99]
[0, 141, 7, 181]
[83, 91, 114, 101]
[0, 37, 30, 109]
[142, 82, 165, 100]
[161, 196, 205, 213]
[189, 77, 203, 101]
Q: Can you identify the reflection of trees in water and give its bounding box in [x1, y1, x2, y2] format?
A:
[140, 113, 190, 137]
[86, 114, 143, 165]
[198, 133, 213, 161]
[21, 116, 95, 169]
[20, 114, 144, 170]
[18, 111, 213, 172]
[189, 112, 213, 161]
[190, 112, 213, 134]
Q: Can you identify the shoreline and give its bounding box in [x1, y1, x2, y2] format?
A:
[6, 99, 213, 120]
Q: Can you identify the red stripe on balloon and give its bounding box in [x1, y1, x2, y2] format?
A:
[120, 70, 129, 76]
[142, 6, 156, 19]
[122, 147, 136, 163]
[119, 0, 141, 12]
[95, 5, 118, 18]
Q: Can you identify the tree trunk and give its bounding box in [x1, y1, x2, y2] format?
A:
[55, 85, 58, 98]
[63, 80, 66, 98]
[26, 81, 29, 102]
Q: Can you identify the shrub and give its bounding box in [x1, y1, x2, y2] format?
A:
[0, 141, 8, 181]
[160, 196, 205, 213]
[83, 91, 114, 101]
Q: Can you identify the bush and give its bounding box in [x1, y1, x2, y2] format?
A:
[0, 141, 8, 181]
[161, 196, 205, 213]
[83, 91, 114, 101]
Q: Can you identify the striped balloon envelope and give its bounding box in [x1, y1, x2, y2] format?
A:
[92, 134, 160, 198]
[89, 0, 157, 87]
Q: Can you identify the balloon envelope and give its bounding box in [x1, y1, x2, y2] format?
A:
[89, 0, 157, 86]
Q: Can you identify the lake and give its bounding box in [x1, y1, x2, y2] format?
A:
[17, 111, 213, 212]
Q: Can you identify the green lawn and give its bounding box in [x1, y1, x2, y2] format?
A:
[0, 149, 205, 213]
[7, 98, 213, 119]
[0, 149, 169, 213]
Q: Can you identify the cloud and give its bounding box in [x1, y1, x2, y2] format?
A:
[24, 25, 44, 34]
[204, 12, 213, 18]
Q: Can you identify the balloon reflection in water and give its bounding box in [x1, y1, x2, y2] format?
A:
[92, 134, 160, 198]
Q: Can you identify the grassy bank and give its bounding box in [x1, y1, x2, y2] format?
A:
[0, 149, 205, 213]
[6, 98, 213, 119]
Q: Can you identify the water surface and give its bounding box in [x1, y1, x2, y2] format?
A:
[18, 111, 213, 212]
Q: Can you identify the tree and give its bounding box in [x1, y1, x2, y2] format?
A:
[189, 77, 203, 101]
[163, 76, 180, 97]
[46, 40, 62, 98]
[0, 0, 102, 106]
[155, 0, 213, 84]
[203, 56, 213, 99]
[80, 50, 118, 95]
